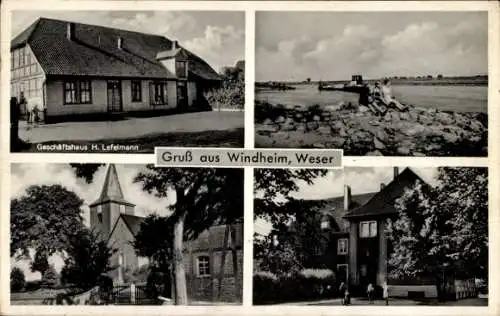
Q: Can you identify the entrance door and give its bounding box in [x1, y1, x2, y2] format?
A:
[177, 81, 188, 109]
[107, 80, 122, 112]
[337, 264, 348, 284]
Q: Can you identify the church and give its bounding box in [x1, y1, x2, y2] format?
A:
[88, 164, 243, 302]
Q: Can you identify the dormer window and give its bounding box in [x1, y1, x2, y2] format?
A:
[176, 60, 187, 78]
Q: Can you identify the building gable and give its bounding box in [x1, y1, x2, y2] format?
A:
[344, 168, 427, 219]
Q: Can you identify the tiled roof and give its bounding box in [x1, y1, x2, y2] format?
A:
[344, 168, 426, 219]
[121, 214, 144, 236]
[316, 193, 376, 231]
[11, 17, 221, 81]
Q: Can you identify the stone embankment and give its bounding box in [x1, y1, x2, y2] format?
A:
[254, 101, 487, 156]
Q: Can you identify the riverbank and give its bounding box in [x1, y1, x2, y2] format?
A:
[254, 101, 487, 157]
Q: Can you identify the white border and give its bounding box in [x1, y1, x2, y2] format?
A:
[1, 1, 498, 316]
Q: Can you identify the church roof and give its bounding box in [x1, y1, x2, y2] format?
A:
[120, 214, 144, 236]
[344, 168, 426, 219]
[89, 164, 135, 207]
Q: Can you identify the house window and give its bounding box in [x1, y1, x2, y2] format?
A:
[80, 81, 92, 103]
[97, 205, 102, 223]
[64, 81, 77, 104]
[176, 61, 187, 78]
[64, 80, 92, 104]
[150, 81, 167, 105]
[359, 221, 377, 238]
[197, 256, 210, 277]
[131, 80, 142, 102]
[337, 238, 348, 255]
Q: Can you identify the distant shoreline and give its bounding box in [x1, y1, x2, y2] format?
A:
[256, 76, 488, 87]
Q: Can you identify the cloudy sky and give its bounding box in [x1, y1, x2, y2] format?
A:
[11, 163, 175, 280]
[256, 11, 487, 81]
[12, 10, 245, 72]
[254, 167, 438, 236]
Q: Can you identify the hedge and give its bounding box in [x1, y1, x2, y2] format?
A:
[253, 269, 336, 304]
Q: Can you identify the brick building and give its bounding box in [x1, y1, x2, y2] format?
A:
[89, 164, 243, 302]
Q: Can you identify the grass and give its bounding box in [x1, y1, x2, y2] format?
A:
[20, 128, 244, 153]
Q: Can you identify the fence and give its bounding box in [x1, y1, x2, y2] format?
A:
[109, 284, 157, 305]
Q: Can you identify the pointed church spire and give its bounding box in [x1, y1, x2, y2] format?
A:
[89, 164, 134, 207]
[99, 164, 124, 200]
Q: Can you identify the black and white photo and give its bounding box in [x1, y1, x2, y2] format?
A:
[254, 167, 488, 305]
[254, 12, 488, 157]
[10, 164, 244, 305]
[10, 11, 245, 153]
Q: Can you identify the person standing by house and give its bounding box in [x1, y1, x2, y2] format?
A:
[382, 282, 389, 306]
[339, 282, 349, 305]
[367, 283, 375, 304]
[10, 96, 20, 152]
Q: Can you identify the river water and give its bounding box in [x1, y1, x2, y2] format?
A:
[256, 84, 488, 113]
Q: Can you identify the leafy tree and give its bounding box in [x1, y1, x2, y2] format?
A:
[134, 166, 244, 305]
[42, 264, 59, 287]
[204, 64, 244, 110]
[30, 248, 50, 279]
[60, 229, 116, 290]
[11, 185, 85, 277]
[254, 233, 302, 275]
[70, 164, 105, 184]
[387, 167, 488, 301]
[11, 267, 26, 292]
[254, 168, 328, 226]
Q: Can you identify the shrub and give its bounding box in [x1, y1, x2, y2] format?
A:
[297, 269, 336, 299]
[41, 264, 58, 287]
[254, 269, 336, 304]
[253, 271, 278, 304]
[11, 267, 26, 292]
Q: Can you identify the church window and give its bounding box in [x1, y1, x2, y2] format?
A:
[97, 205, 102, 223]
[337, 238, 348, 255]
[359, 221, 377, 238]
[197, 256, 210, 277]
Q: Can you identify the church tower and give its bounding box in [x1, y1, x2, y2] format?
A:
[89, 164, 135, 240]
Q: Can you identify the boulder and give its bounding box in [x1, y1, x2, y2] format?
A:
[358, 105, 370, 113]
[275, 116, 286, 123]
[399, 112, 410, 121]
[374, 137, 386, 150]
[366, 150, 384, 156]
[397, 146, 411, 155]
[418, 114, 434, 125]
[257, 125, 278, 135]
[436, 112, 454, 125]
[263, 118, 274, 125]
[317, 125, 332, 135]
[306, 121, 320, 131]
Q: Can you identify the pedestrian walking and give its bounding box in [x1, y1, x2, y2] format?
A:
[339, 282, 349, 305]
[383, 282, 389, 306]
[367, 283, 375, 304]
